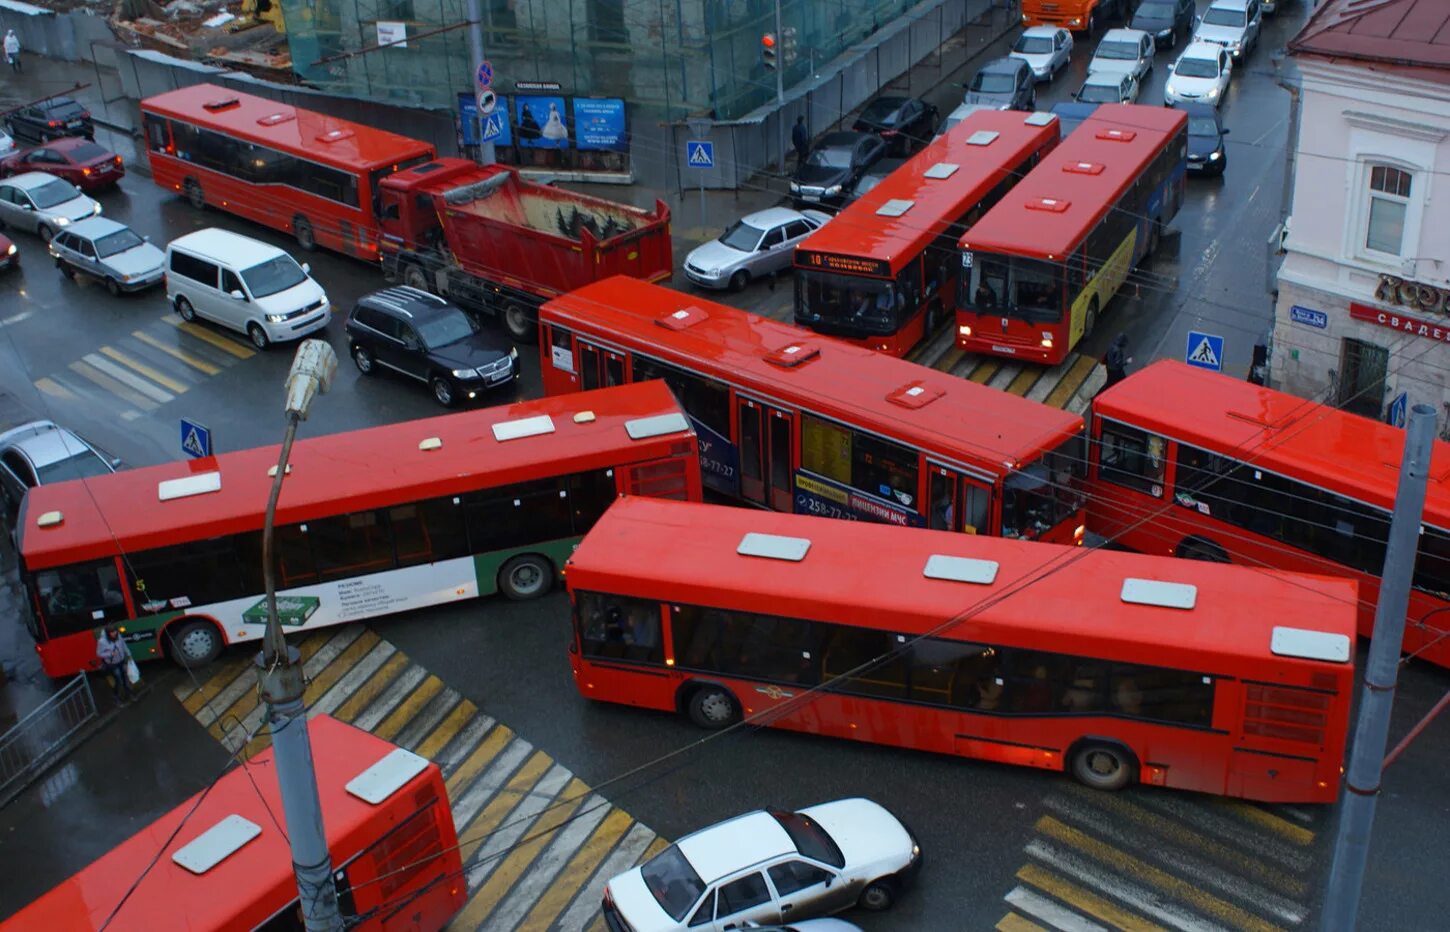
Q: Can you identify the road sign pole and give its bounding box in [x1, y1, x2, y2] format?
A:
[465, 0, 494, 165]
[686, 122, 713, 232]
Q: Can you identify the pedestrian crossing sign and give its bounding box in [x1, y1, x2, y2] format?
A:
[1185, 331, 1224, 372]
[686, 140, 714, 168]
[480, 112, 505, 142]
[180, 418, 212, 458]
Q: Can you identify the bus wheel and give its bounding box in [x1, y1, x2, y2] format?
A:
[502, 301, 537, 344]
[402, 263, 431, 293]
[293, 216, 316, 251]
[185, 179, 205, 210]
[687, 685, 739, 729]
[1071, 742, 1134, 791]
[1177, 538, 1229, 562]
[167, 620, 223, 669]
[498, 554, 554, 600]
[1083, 299, 1099, 340]
[1145, 221, 1161, 262]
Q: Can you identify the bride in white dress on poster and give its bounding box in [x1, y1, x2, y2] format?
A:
[541, 102, 568, 141]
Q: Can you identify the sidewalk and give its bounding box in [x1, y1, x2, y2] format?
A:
[0, 51, 140, 166]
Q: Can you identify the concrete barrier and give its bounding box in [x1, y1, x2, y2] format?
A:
[0, 0, 114, 64]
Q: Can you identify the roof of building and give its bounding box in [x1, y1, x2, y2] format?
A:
[1289, 0, 1450, 74]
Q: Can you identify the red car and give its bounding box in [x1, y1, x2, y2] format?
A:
[0, 137, 124, 191]
[0, 232, 15, 272]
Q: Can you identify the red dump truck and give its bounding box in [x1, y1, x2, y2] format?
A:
[377, 159, 672, 342]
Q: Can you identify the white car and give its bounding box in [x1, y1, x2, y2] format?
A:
[1075, 71, 1140, 106]
[0, 127, 14, 157]
[1010, 26, 1073, 82]
[1088, 29, 1155, 84]
[601, 799, 921, 932]
[1194, 0, 1261, 60]
[937, 102, 998, 138]
[1165, 42, 1234, 108]
[684, 207, 829, 291]
[0, 171, 100, 242]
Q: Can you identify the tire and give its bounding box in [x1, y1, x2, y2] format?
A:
[185, 179, 204, 210]
[247, 323, 270, 351]
[687, 685, 740, 729]
[1177, 538, 1229, 562]
[167, 619, 223, 669]
[37, 224, 53, 244]
[729, 270, 749, 292]
[1142, 221, 1161, 265]
[293, 215, 316, 251]
[176, 295, 197, 322]
[1085, 11, 1096, 35]
[1071, 742, 1134, 791]
[59, 261, 75, 279]
[105, 277, 121, 297]
[352, 343, 377, 375]
[858, 879, 897, 911]
[497, 553, 554, 600]
[1083, 298, 1099, 340]
[431, 375, 456, 407]
[402, 263, 431, 293]
[502, 301, 537, 344]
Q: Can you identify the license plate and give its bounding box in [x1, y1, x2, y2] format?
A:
[991, 345, 1018, 354]
[66, 121, 83, 129]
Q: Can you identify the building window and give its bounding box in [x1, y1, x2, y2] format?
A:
[1337, 338, 1388, 419]
[1365, 165, 1412, 256]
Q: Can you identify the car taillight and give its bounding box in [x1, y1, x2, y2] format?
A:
[82, 168, 92, 175]
[880, 129, 899, 136]
[113, 156, 122, 167]
[47, 120, 61, 128]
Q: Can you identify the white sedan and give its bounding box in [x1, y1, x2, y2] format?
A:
[684, 207, 829, 291]
[1164, 42, 1234, 108]
[0, 127, 14, 157]
[1010, 26, 1073, 82]
[602, 799, 921, 932]
[1075, 71, 1140, 105]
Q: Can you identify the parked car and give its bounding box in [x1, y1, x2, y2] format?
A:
[1182, 102, 1229, 175]
[0, 232, 15, 273]
[0, 127, 14, 157]
[937, 102, 997, 137]
[790, 132, 887, 209]
[1131, 0, 1198, 49]
[1089, 29, 1156, 84]
[1194, 0, 1261, 60]
[0, 420, 119, 533]
[685, 207, 829, 291]
[1010, 26, 1074, 82]
[851, 96, 939, 155]
[1049, 101, 1101, 138]
[1165, 42, 1234, 107]
[49, 217, 165, 295]
[741, 921, 864, 931]
[1, 137, 124, 192]
[963, 57, 1036, 111]
[0, 172, 101, 242]
[346, 285, 518, 406]
[1075, 71, 1140, 105]
[845, 157, 908, 204]
[601, 799, 921, 932]
[3, 97, 94, 146]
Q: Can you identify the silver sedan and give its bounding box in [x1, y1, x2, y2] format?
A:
[0, 171, 100, 242]
[684, 207, 830, 291]
[49, 216, 166, 295]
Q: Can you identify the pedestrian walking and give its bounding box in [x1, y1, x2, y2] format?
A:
[4, 30, 20, 73]
[96, 625, 133, 705]
[791, 115, 810, 165]
[1100, 332, 1132, 394]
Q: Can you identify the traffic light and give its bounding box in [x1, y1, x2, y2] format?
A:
[782, 26, 799, 65]
[762, 32, 777, 70]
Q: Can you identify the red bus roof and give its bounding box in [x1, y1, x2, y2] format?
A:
[1094, 359, 1450, 525]
[542, 277, 1082, 472]
[140, 84, 436, 171]
[960, 104, 1186, 259]
[795, 110, 1060, 275]
[4, 716, 446, 931]
[19, 381, 695, 568]
[569, 497, 1359, 674]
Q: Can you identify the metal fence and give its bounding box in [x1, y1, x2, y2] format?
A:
[0, 673, 98, 805]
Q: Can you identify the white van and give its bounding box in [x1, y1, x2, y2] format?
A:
[165, 229, 330, 350]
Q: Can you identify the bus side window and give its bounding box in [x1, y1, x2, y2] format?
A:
[1098, 422, 1165, 497]
[577, 592, 663, 664]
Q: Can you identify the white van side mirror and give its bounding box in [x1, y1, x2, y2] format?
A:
[229, 289, 246, 301]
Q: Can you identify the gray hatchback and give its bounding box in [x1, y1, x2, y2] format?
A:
[49, 216, 165, 295]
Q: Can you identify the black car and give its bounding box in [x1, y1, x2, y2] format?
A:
[852, 96, 940, 155]
[790, 131, 888, 209]
[1182, 103, 1229, 175]
[3, 97, 94, 146]
[844, 157, 910, 205]
[345, 285, 519, 407]
[963, 58, 1036, 112]
[1132, 0, 1198, 49]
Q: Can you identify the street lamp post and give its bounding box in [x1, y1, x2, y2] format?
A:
[257, 339, 341, 932]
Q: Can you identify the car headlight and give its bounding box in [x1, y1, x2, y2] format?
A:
[91, 203, 101, 215]
[1157, 29, 1172, 37]
[1209, 151, 1222, 161]
[1205, 86, 1219, 99]
[452, 367, 476, 378]
[509, 346, 519, 359]
[1165, 83, 1177, 97]
[789, 182, 801, 193]
[5, 244, 14, 256]
[120, 272, 133, 281]
[54, 216, 70, 226]
[1069, 17, 1081, 25]
[825, 184, 842, 196]
[265, 313, 287, 323]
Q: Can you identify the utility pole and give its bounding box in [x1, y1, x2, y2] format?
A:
[465, 0, 495, 165]
[1321, 402, 1438, 932]
[773, 0, 785, 106]
[257, 340, 341, 932]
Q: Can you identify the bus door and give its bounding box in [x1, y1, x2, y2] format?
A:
[578, 340, 627, 391]
[927, 464, 991, 534]
[736, 398, 794, 512]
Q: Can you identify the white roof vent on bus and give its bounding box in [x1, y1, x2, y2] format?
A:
[1095, 127, 1137, 143]
[626, 412, 690, 440]
[738, 531, 811, 562]
[418, 437, 442, 451]
[493, 415, 555, 442]
[36, 510, 63, 529]
[1063, 161, 1105, 176]
[1026, 197, 1071, 214]
[316, 128, 356, 144]
[1024, 111, 1057, 127]
[656, 305, 709, 331]
[346, 748, 430, 805]
[172, 814, 261, 875]
[1120, 578, 1197, 610]
[1271, 626, 1352, 663]
[966, 130, 999, 146]
[256, 112, 295, 127]
[876, 199, 914, 217]
[159, 471, 222, 502]
[924, 162, 959, 180]
[573, 411, 597, 424]
[923, 555, 999, 585]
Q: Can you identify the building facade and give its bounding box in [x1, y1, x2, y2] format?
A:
[1271, 0, 1450, 432]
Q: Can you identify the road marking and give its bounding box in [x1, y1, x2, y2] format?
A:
[1006, 365, 1041, 396]
[82, 353, 174, 403]
[393, 687, 462, 750]
[455, 749, 555, 870]
[517, 807, 634, 930]
[99, 346, 189, 394]
[160, 315, 255, 358]
[1043, 354, 1098, 409]
[300, 628, 381, 706]
[308, 640, 398, 716]
[988, 364, 1020, 390]
[349, 664, 428, 731]
[445, 723, 517, 802]
[997, 912, 1050, 932]
[418, 702, 488, 762]
[330, 651, 409, 722]
[934, 345, 967, 373]
[1134, 795, 1314, 872]
[68, 359, 158, 411]
[554, 821, 659, 932]
[33, 377, 76, 400]
[1215, 799, 1316, 847]
[1016, 862, 1168, 932]
[221, 630, 347, 754]
[1026, 839, 1229, 932]
[1027, 355, 1075, 404]
[372, 674, 444, 741]
[969, 360, 1001, 384]
[1005, 885, 1109, 931]
[132, 330, 222, 375]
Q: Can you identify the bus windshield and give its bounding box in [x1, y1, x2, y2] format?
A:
[967, 254, 1063, 324]
[796, 270, 905, 334]
[1002, 433, 1086, 540]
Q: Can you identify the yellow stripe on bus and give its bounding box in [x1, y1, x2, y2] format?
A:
[1017, 863, 1168, 932]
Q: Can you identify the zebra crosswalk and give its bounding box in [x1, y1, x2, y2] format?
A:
[172, 624, 664, 932]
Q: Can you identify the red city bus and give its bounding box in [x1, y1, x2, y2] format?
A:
[140, 84, 436, 259]
[1087, 359, 1450, 668]
[539, 276, 1087, 543]
[957, 105, 1187, 364]
[18, 382, 701, 678]
[3, 715, 465, 930]
[567, 497, 1357, 803]
[792, 109, 1060, 357]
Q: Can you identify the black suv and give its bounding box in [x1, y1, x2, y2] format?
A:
[346, 286, 519, 407]
[4, 97, 94, 146]
[1132, 0, 1198, 49]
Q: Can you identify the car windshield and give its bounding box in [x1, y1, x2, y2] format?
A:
[241, 255, 308, 298]
[93, 228, 144, 258]
[1188, 116, 1220, 136]
[719, 220, 765, 251]
[640, 845, 705, 921]
[36, 450, 110, 485]
[806, 146, 852, 169]
[860, 100, 902, 125]
[1077, 82, 1122, 104]
[69, 143, 109, 162]
[1135, 1, 1173, 16]
[970, 71, 1015, 93]
[1176, 56, 1219, 78]
[1096, 41, 1140, 60]
[796, 271, 905, 334]
[1202, 7, 1245, 26]
[29, 179, 80, 209]
[771, 810, 847, 867]
[1002, 434, 1087, 540]
[1013, 35, 1054, 54]
[417, 308, 477, 348]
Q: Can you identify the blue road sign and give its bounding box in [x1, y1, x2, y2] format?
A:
[180, 418, 212, 459]
[1185, 330, 1225, 371]
[1289, 305, 1328, 329]
[686, 140, 714, 168]
[1389, 391, 1408, 428]
[476, 60, 494, 89]
[481, 111, 506, 143]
